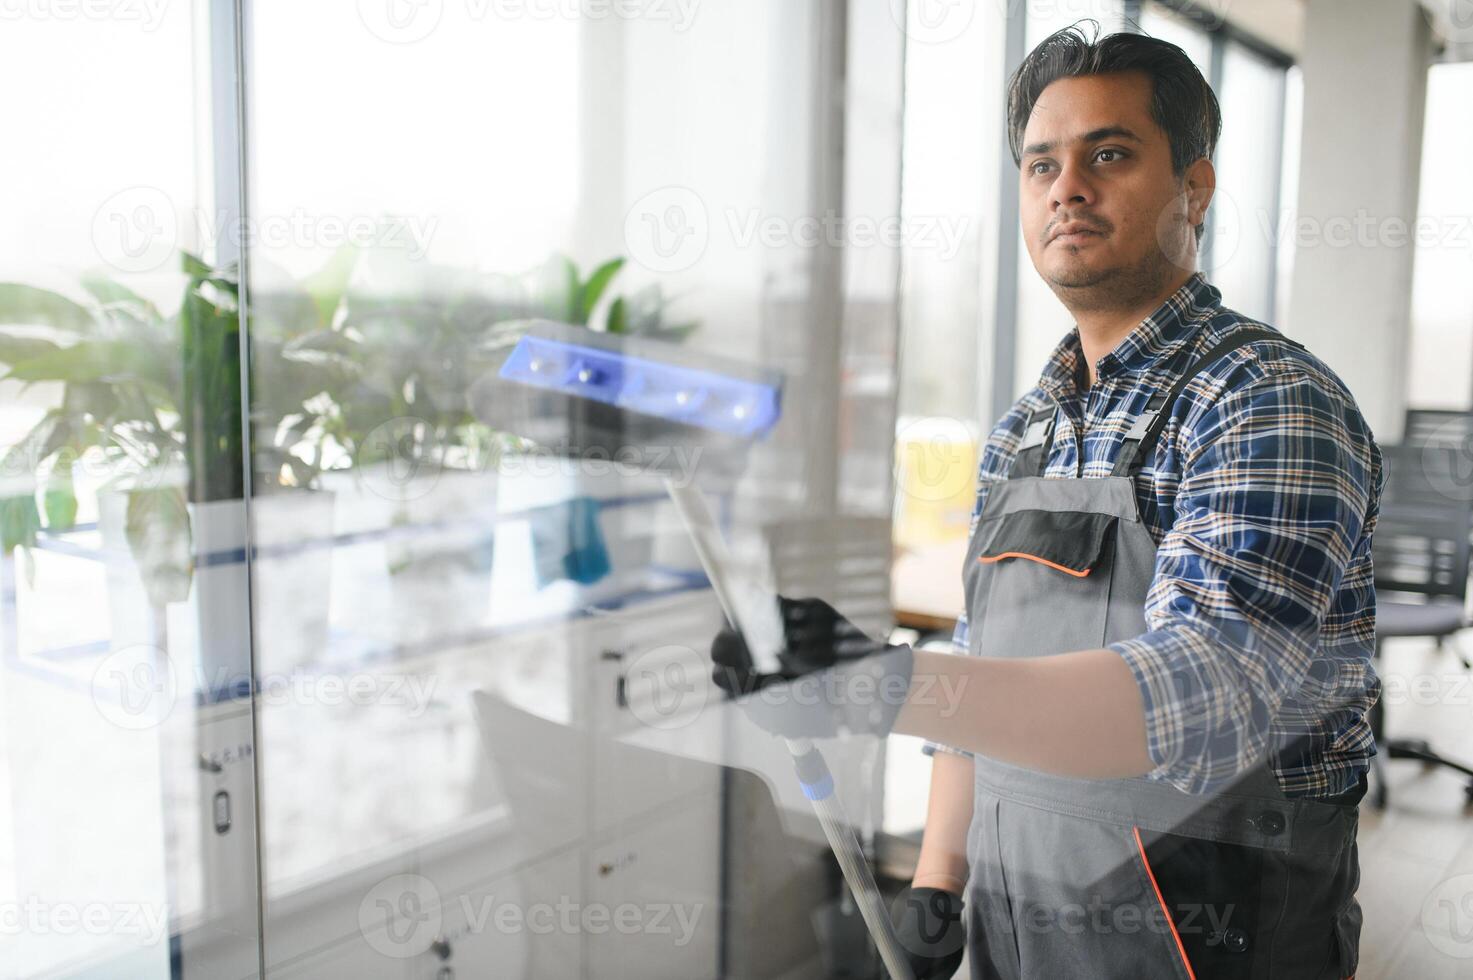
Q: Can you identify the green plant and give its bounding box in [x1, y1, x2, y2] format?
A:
[0, 249, 355, 598]
[0, 273, 183, 589]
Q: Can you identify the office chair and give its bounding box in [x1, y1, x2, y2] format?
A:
[1400, 408, 1473, 669]
[1404, 407, 1473, 450]
[1370, 443, 1473, 808]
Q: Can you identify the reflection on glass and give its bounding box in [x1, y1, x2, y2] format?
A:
[245, 3, 905, 978]
[0, 7, 263, 978]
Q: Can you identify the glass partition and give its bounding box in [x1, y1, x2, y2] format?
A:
[242, 1, 905, 977]
[0, 5, 263, 977]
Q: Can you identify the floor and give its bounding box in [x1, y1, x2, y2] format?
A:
[1358, 634, 1473, 978]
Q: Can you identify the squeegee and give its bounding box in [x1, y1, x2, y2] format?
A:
[476, 321, 916, 980]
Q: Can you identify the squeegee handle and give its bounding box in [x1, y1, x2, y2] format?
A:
[787, 738, 916, 980]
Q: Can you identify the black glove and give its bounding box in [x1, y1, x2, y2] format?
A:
[710, 595, 913, 739]
[890, 886, 966, 980]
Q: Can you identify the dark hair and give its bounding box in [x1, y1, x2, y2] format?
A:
[1006, 21, 1221, 240]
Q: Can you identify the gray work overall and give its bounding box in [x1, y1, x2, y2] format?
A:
[960, 331, 1362, 980]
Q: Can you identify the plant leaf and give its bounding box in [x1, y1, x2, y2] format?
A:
[0, 283, 94, 332]
[0, 331, 63, 367]
[79, 273, 160, 319]
[180, 250, 212, 279]
[124, 486, 194, 606]
[43, 468, 77, 530]
[0, 495, 41, 553]
[605, 296, 627, 335]
[4, 339, 162, 385]
[298, 245, 360, 326]
[577, 257, 624, 324]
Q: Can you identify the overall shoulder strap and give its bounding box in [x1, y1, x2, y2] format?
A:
[1111, 328, 1306, 478]
[1009, 404, 1057, 478]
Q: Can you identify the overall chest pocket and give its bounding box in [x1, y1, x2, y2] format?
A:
[966, 508, 1120, 659]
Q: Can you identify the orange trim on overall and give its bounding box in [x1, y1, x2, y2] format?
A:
[1133, 825, 1198, 980]
[976, 552, 1092, 578]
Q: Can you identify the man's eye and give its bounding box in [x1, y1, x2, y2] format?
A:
[1029, 161, 1053, 176]
[1095, 148, 1125, 163]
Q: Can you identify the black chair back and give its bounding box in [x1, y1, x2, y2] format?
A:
[1373, 444, 1473, 600]
[1404, 408, 1473, 449]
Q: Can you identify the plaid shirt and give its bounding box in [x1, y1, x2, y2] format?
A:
[927, 273, 1383, 800]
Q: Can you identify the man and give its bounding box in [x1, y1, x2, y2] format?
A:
[713, 22, 1381, 980]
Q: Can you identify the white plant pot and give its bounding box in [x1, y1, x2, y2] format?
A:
[368, 465, 500, 651]
[249, 489, 336, 675]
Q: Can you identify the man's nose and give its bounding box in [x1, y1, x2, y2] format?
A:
[1049, 160, 1096, 210]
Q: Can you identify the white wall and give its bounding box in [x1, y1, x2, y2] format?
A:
[1286, 0, 1433, 441]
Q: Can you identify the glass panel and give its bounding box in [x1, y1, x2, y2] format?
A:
[1140, 2, 1212, 76]
[244, 2, 905, 976]
[1274, 65, 1303, 328]
[1407, 62, 1473, 410]
[1012, 1, 1127, 396]
[0, 5, 262, 978]
[1210, 41, 1286, 322]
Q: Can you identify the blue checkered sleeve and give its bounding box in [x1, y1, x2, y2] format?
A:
[1108, 367, 1381, 795]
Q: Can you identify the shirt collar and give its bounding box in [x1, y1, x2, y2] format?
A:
[1036, 272, 1222, 399]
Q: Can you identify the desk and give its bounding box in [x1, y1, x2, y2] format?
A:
[890, 535, 968, 634]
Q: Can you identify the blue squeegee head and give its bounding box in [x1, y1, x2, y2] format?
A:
[498, 335, 782, 440]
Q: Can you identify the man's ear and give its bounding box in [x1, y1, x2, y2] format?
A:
[1183, 157, 1217, 231]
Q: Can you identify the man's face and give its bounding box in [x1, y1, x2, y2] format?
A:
[1018, 71, 1209, 302]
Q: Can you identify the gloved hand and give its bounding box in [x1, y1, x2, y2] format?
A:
[890, 886, 966, 980]
[710, 595, 913, 739]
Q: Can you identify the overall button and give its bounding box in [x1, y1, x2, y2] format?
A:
[1254, 810, 1286, 836]
[1223, 927, 1249, 953]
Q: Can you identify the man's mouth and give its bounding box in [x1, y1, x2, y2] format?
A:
[1049, 222, 1106, 245]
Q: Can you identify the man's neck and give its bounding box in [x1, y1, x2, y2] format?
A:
[1070, 270, 1195, 387]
